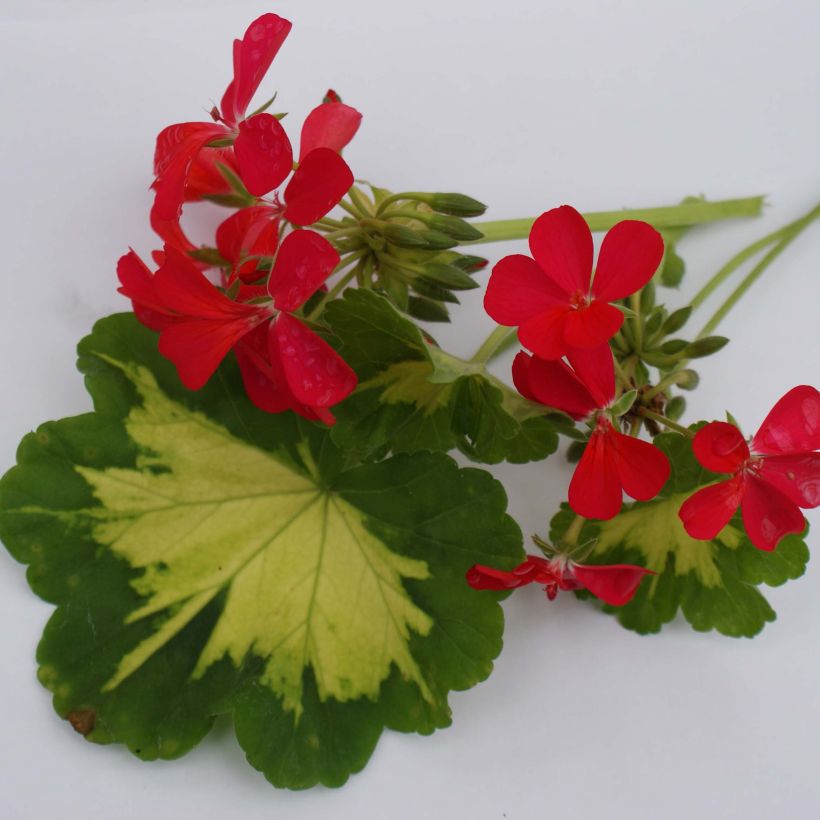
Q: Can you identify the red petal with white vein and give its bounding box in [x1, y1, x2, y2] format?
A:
[759, 452, 820, 508]
[484, 254, 566, 326]
[234, 113, 293, 197]
[299, 102, 362, 161]
[609, 428, 670, 501]
[220, 14, 292, 126]
[751, 385, 820, 455]
[678, 477, 744, 540]
[741, 475, 806, 551]
[571, 562, 654, 606]
[284, 148, 354, 226]
[692, 421, 750, 473]
[568, 425, 623, 519]
[271, 313, 356, 407]
[591, 220, 664, 302]
[528, 205, 593, 295]
[267, 230, 339, 313]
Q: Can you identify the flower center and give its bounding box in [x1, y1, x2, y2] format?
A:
[569, 289, 590, 310]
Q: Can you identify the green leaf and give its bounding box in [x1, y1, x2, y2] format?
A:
[550, 431, 809, 638]
[0, 313, 524, 789]
[325, 290, 571, 464]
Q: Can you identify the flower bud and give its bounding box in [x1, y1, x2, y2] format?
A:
[639, 281, 656, 314]
[666, 395, 686, 421]
[450, 254, 488, 273]
[659, 338, 688, 355]
[683, 336, 729, 358]
[662, 305, 693, 335]
[427, 215, 484, 241]
[426, 193, 487, 217]
[417, 230, 459, 250]
[676, 369, 700, 391]
[382, 224, 429, 248]
[660, 249, 685, 287]
[420, 263, 480, 290]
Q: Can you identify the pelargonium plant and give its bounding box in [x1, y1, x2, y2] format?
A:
[1, 11, 818, 791]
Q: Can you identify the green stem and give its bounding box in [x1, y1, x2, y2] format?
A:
[470, 326, 516, 363]
[638, 408, 692, 437]
[612, 356, 631, 391]
[696, 203, 820, 339]
[643, 371, 684, 402]
[469, 196, 765, 245]
[629, 292, 643, 354]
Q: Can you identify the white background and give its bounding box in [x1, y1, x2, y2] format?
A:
[2, 1, 819, 818]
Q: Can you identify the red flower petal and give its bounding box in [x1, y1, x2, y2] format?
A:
[741, 475, 806, 551]
[116, 250, 176, 332]
[678, 477, 744, 540]
[284, 148, 354, 226]
[528, 205, 593, 296]
[484, 254, 566, 326]
[692, 421, 750, 474]
[267, 230, 339, 313]
[516, 353, 598, 419]
[153, 246, 259, 320]
[151, 123, 227, 222]
[271, 313, 357, 407]
[233, 113, 293, 197]
[219, 14, 292, 126]
[185, 146, 239, 201]
[216, 206, 280, 282]
[568, 425, 623, 519]
[159, 314, 262, 391]
[561, 299, 624, 350]
[571, 562, 654, 606]
[234, 324, 293, 413]
[591, 220, 664, 302]
[299, 102, 363, 161]
[565, 344, 615, 408]
[519, 306, 572, 359]
[609, 428, 670, 502]
[466, 562, 535, 591]
[511, 351, 537, 402]
[759, 452, 820, 508]
[751, 385, 820, 455]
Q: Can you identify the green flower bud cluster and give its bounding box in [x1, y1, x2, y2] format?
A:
[319, 186, 489, 321]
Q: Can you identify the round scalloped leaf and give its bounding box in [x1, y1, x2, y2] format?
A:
[0, 313, 523, 789]
[550, 432, 810, 638]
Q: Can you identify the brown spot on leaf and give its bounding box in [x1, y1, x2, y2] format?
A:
[66, 709, 96, 736]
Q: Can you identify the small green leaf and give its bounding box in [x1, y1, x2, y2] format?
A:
[551, 431, 810, 637]
[609, 389, 638, 417]
[325, 290, 568, 463]
[0, 313, 524, 789]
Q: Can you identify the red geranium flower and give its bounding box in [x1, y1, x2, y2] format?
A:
[679, 386, 820, 550]
[151, 14, 361, 247]
[513, 344, 670, 519]
[117, 230, 356, 423]
[466, 554, 653, 607]
[484, 205, 664, 359]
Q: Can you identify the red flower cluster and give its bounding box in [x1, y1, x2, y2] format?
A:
[485, 204, 664, 359]
[118, 13, 362, 423]
[467, 554, 653, 607]
[490, 206, 670, 520]
[679, 386, 820, 551]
